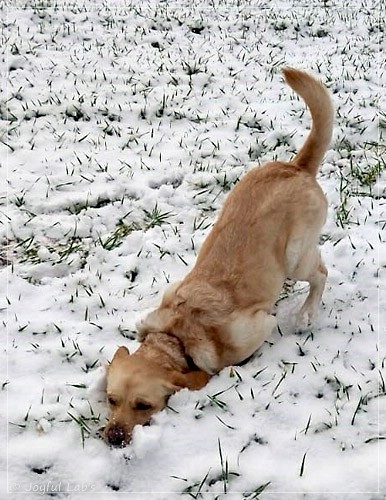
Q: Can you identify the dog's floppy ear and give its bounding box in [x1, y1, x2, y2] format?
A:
[167, 370, 211, 392]
[111, 345, 130, 363]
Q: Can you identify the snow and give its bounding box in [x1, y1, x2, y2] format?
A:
[1, 0, 385, 498]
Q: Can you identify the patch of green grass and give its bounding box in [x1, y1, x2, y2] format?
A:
[98, 221, 140, 251]
[143, 203, 173, 229]
[178, 439, 241, 496]
[334, 147, 385, 228]
[350, 158, 384, 195]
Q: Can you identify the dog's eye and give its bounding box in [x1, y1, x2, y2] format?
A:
[108, 397, 118, 406]
[135, 402, 152, 411]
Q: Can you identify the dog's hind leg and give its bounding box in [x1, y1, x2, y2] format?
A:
[289, 247, 327, 330]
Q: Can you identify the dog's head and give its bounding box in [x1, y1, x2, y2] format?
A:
[104, 346, 177, 446]
[104, 345, 209, 446]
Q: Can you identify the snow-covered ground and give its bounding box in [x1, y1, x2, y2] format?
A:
[1, 0, 385, 498]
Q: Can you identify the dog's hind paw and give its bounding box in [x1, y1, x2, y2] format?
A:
[295, 307, 316, 332]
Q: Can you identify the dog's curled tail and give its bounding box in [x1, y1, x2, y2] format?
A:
[283, 68, 334, 177]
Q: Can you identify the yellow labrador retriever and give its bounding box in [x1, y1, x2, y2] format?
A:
[105, 68, 334, 446]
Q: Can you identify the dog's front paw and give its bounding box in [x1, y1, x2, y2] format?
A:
[188, 345, 219, 375]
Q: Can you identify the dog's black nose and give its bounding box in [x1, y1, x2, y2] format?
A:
[107, 426, 126, 447]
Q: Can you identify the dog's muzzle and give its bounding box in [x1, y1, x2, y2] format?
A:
[106, 426, 127, 447]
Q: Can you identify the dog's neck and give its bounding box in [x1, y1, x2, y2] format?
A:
[137, 331, 197, 373]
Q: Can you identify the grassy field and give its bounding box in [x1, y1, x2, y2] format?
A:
[1, 0, 385, 498]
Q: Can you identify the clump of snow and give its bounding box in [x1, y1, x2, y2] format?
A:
[131, 424, 163, 460]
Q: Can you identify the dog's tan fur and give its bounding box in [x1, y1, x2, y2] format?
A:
[105, 68, 334, 446]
